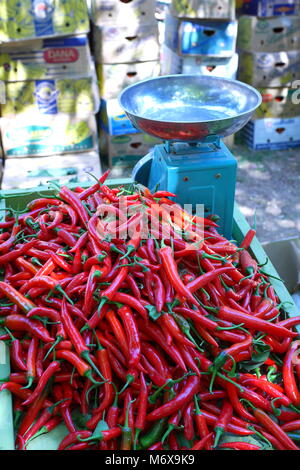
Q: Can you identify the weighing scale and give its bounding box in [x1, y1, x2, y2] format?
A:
[119, 75, 262, 239]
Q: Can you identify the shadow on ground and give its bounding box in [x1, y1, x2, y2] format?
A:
[233, 143, 300, 243]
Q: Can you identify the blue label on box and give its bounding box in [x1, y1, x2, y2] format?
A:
[34, 80, 58, 114]
[30, 0, 55, 37]
[242, 0, 297, 15]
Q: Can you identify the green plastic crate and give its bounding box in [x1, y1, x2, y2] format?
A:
[0, 181, 298, 450]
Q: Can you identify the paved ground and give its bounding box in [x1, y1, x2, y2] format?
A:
[233, 143, 300, 243]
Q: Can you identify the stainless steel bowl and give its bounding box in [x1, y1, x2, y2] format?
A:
[119, 75, 262, 142]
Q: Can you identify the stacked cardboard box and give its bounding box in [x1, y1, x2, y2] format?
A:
[161, 0, 239, 79]
[91, 0, 162, 173]
[237, 0, 300, 149]
[0, 0, 102, 189]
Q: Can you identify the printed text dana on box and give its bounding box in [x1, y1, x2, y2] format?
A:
[292, 80, 300, 104]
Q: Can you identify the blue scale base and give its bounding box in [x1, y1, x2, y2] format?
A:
[132, 139, 237, 240]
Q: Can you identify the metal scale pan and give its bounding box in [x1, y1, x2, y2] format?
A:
[118, 75, 262, 239]
[119, 74, 262, 142]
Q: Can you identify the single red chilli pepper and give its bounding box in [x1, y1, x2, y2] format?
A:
[69, 231, 88, 253]
[246, 403, 299, 450]
[213, 400, 233, 447]
[18, 387, 50, 437]
[24, 415, 62, 445]
[94, 341, 114, 413]
[83, 265, 99, 316]
[59, 186, 89, 226]
[277, 316, 300, 329]
[239, 250, 258, 278]
[0, 239, 37, 264]
[183, 402, 195, 441]
[240, 229, 256, 249]
[186, 266, 236, 293]
[58, 431, 92, 450]
[49, 252, 73, 274]
[106, 309, 130, 360]
[216, 306, 297, 338]
[148, 442, 164, 450]
[71, 248, 82, 274]
[23, 398, 64, 442]
[159, 245, 198, 306]
[282, 341, 300, 406]
[219, 442, 261, 450]
[193, 395, 212, 450]
[0, 315, 54, 343]
[0, 282, 36, 313]
[0, 224, 21, 253]
[27, 306, 66, 341]
[125, 274, 142, 301]
[15, 257, 39, 275]
[24, 336, 39, 389]
[191, 433, 214, 450]
[153, 273, 166, 313]
[134, 373, 148, 449]
[22, 361, 61, 406]
[8, 333, 27, 372]
[112, 292, 147, 320]
[264, 336, 292, 354]
[161, 313, 195, 349]
[226, 383, 256, 422]
[121, 396, 135, 450]
[118, 305, 141, 369]
[53, 350, 102, 385]
[281, 420, 300, 432]
[53, 383, 76, 433]
[147, 375, 201, 421]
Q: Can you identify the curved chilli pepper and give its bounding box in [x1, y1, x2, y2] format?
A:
[247, 404, 299, 451]
[0, 282, 36, 313]
[9, 335, 27, 372]
[239, 250, 258, 279]
[191, 432, 214, 450]
[0, 239, 37, 264]
[112, 292, 148, 320]
[216, 306, 297, 339]
[0, 382, 50, 407]
[212, 335, 253, 372]
[240, 229, 256, 249]
[106, 309, 130, 360]
[60, 298, 105, 381]
[22, 361, 61, 406]
[219, 442, 261, 450]
[53, 350, 102, 386]
[186, 266, 236, 294]
[134, 373, 148, 449]
[193, 395, 212, 450]
[58, 431, 92, 450]
[282, 341, 300, 406]
[147, 375, 201, 422]
[213, 400, 233, 448]
[118, 305, 141, 369]
[159, 245, 198, 306]
[183, 402, 195, 441]
[0, 315, 54, 343]
[59, 186, 89, 227]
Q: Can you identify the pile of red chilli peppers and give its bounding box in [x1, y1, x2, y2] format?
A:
[0, 170, 300, 451]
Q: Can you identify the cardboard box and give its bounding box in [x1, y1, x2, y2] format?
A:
[0, 35, 93, 82]
[237, 15, 300, 52]
[93, 23, 160, 64]
[91, 0, 156, 26]
[100, 128, 161, 170]
[238, 50, 300, 87]
[0, 0, 90, 43]
[96, 61, 160, 100]
[161, 45, 238, 78]
[1, 77, 100, 118]
[165, 12, 238, 57]
[100, 98, 140, 136]
[170, 0, 235, 20]
[1, 151, 102, 190]
[254, 87, 300, 118]
[1, 113, 98, 158]
[241, 0, 300, 16]
[240, 116, 300, 150]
